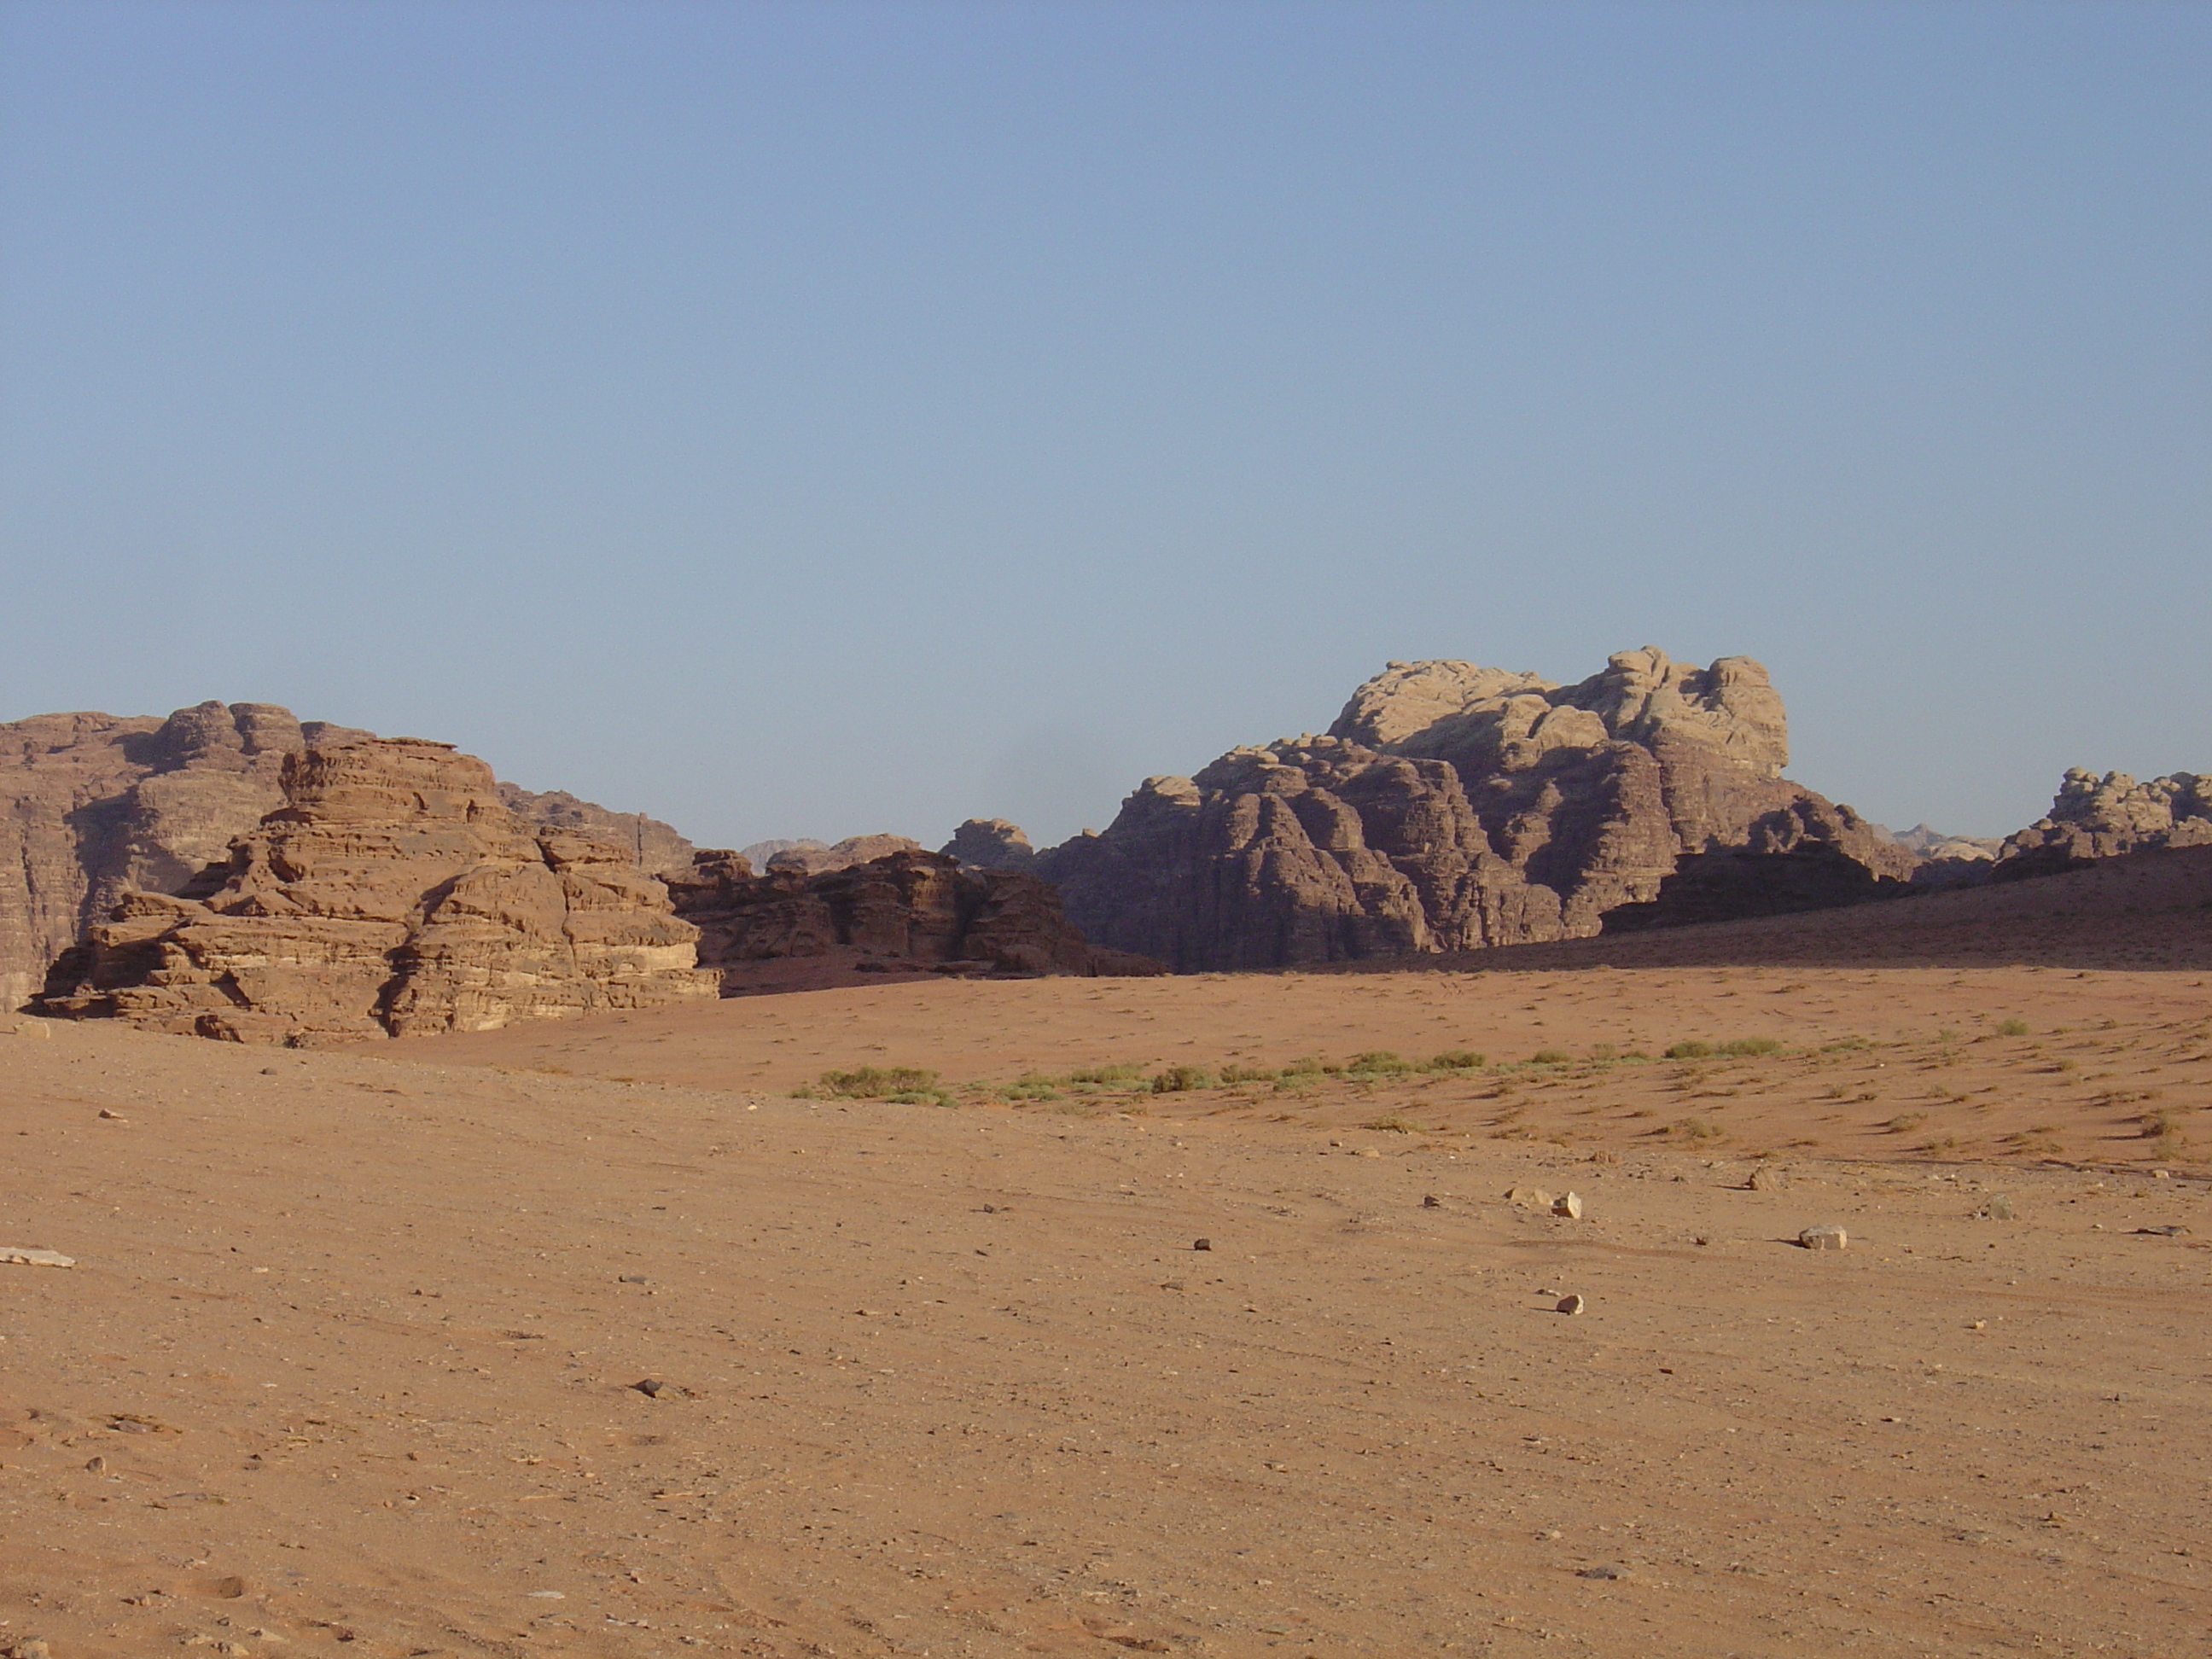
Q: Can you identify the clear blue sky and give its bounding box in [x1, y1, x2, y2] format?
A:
[3, 1, 2205, 849]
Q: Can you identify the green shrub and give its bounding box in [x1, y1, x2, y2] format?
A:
[818, 1065, 940, 1097]
[1430, 1050, 1486, 1069]
[1278, 1056, 1326, 1077]
[1220, 1063, 1278, 1084]
[1995, 1018, 2029, 1038]
[1150, 1065, 1215, 1094]
[1665, 1041, 1713, 1060]
[1530, 1048, 1571, 1065]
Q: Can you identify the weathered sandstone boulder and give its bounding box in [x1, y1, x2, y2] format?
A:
[941, 818, 1038, 870]
[1035, 648, 1910, 970]
[667, 847, 1164, 984]
[34, 738, 716, 1043]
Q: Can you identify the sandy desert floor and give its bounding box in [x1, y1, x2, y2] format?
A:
[4, 857, 2210, 1657]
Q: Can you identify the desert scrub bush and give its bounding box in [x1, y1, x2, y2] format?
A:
[1361, 1112, 1423, 1133]
[1277, 1056, 1326, 1078]
[1664, 1041, 1713, 1060]
[1429, 1049, 1486, 1070]
[1000, 1075, 1063, 1103]
[1220, 1063, 1278, 1084]
[1348, 1050, 1416, 1075]
[819, 1064, 941, 1098]
[2140, 1107, 2185, 1139]
[1662, 1117, 1723, 1140]
[1995, 1018, 2030, 1037]
[1883, 1112, 1929, 1134]
[1529, 1048, 1572, 1065]
[1719, 1036, 1783, 1057]
[1068, 1062, 1145, 1086]
[1150, 1065, 1216, 1094]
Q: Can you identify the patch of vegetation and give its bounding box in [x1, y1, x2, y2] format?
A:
[1150, 1065, 1216, 1094]
[1348, 1050, 1416, 1074]
[1361, 1113, 1422, 1133]
[1995, 1018, 2030, 1038]
[1662, 1117, 1723, 1140]
[1882, 1112, 1929, 1134]
[1277, 1056, 1328, 1078]
[1720, 1036, 1783, 1057]
[819, 1065, 941, 1098]
[1220, 1063, 1278, 1084]
[1429, 1049, 1486, 1070]
[1664, 1040, 1712, 1059]
[1068, 1062, 1145, 1086]
[1529, 1048, 1572, 1065]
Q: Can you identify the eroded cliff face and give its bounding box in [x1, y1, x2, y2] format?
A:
[0, 702, 373, 1011]
[3, 701, 697, 1011]
[667, 847, 1164, 983]
[1037, 648, 1910, 971]
[35, 739, 717, 1044]
[1994, 769, 2212, 877]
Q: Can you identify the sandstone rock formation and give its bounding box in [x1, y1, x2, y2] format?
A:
[497, 783, 696, 878]
[667, 847, 1164, 985]
[3, 701, 703, 1013]
[35, 738, 716, 1044]
[0, 702, 371, 1011]
[941, 818, 1037, 870]
[1035, 648, 1912, 971]
[1994, 769, 2212, 877]
[1602, 847, 1912, 933]
[757, 834, 925, 876]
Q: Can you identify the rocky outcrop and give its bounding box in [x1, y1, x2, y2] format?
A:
[941, 818, 1037, 870]
[0, 702, 374, 1011]
[34, 738, 716, 1044]
[1035, 648, 1912, 970]
[496, 783, 696, 878]
[1994, 769, 2212, 878]
[1602, 847, 1912, 933]
[667, 847, 1164, 984]
[2, 700, 705, 1012]
[758, 834, 924, 876]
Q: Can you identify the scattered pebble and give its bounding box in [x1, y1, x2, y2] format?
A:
[1192, 1237, 1212, 1251]
[1981, 1194, 2016, 1220]
[97, 1108, 127, 1121]
[1553, 1192, 1584, 1220]
[1505, 1187, 1554, 1210]
[84, 1454, 105, 1472]
[1422, 1194, 1441, 1208]
[1556, 1294, 1585, 1315]
[617, 1274, 649, 1284]
[632, 1378, 667, 1398]
[1576, 1564, 1626, 1580]
[1799, 1225, 1848, 1251]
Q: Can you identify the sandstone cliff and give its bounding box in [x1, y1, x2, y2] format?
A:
[1036, 648, 1910, 971]
[3, 701, 701, 1011]
[35, 738, 716, 1044]
[496, 783, 696, 878]
[667, 847, 1164, 986]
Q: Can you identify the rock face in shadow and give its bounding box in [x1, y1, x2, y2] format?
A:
[1601, 847, 1913, 933]
[1035, 648, 1912, 971]
[667, 847, 1165, 984]
[1992, 768, 2212, 879]
[34, 738, 717, 1044]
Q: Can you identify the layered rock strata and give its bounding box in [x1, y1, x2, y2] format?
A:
[3, 700, 699, 1011]
[1036, 648, 1912, 970]
[667, 847, 1164, 984]
[35, 738, 716, 1043]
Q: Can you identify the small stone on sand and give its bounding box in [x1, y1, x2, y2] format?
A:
[1553, 1192, 1584, 1220]
[0, 1248, 74, 1268]
[1556, 1294, 1585, 1315]
[1799, 1225, 1848, 1251]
